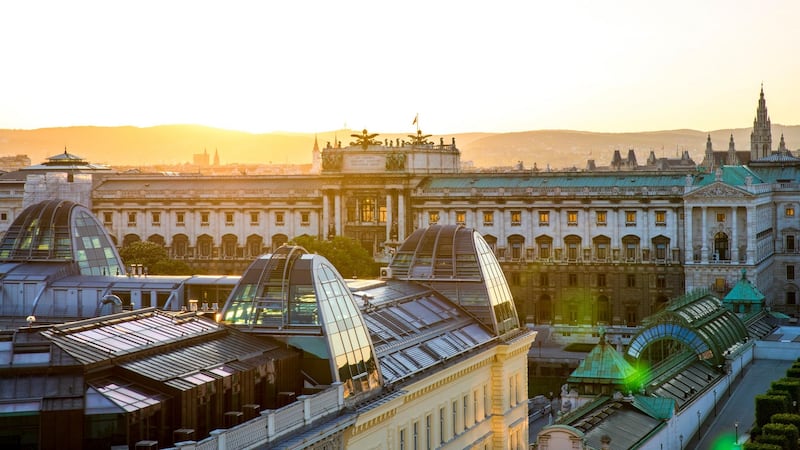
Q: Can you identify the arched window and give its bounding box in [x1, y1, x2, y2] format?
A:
[593, 235, 611, 261]
[621, 235, 640, 262]
[123, 234, 141, 247]
[564, 235, 582, 261]
[197, 234, 213, 258]
[221, 234, 238, 259]
[535, 235, 552, 260]
[246, 234, 263, 258]
[272, 233, 288, 250]
[507, 234, 525, 260]
[651, 235, 670, 261]
[483, 234, 497, 253]
[172, 234, 189, 258]
[147, 234, 165, 247]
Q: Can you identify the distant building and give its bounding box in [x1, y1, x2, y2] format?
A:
[193, 148, 210, 166]
[0, 154, 31, 172]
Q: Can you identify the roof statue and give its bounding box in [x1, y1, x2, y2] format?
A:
[350, 129, 381, 150]
[408, 129, 432, 146]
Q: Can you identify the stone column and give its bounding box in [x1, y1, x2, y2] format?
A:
[398, 191, 406, 241]
[385, 191, 393, 242]
[746, 206, 755, 264]
[685, 206, 693, 264]
[731, 206, 739, 262]
[334, 193, 342, 237]
[701, 206, 708, 262]
[321, 191, 329, 239]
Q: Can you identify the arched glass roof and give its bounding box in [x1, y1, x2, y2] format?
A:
[389, 225, 520, 336]
[0, 199, 124, 276]
[221, 246, 382, 399]
[626, 289, 748, 365]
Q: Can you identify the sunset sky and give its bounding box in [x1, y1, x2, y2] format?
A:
[1, 1, 798, 135]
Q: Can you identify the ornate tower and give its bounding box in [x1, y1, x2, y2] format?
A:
[750, 85, 772, 161]
[311, 134, 321, 174]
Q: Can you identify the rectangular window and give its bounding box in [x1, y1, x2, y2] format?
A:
[250, 212, 259, 225]
[127, 212, 137, 226]
[596, 244, 607, 260]
[717, 212, 726, 222]
[452, 401, 458, 436]
[200, 211, 210, 225]
[225, 211, 234, 225]
[473, 391, 479, 423]
[539, 273, 549, 286]
[103, 212, 113, 225]
[625, 210, 637, 226]
[463, 395, 469, 428]
[429, 211, 440, 225]
[597, 273, 606, 287]
[483, 211, 494, 226]
[275, 211, 285, 226]
[439, 407, 446, 444]
[301, 211, 310, 225]
[788, 291, 797, 305]
[788, 235, 796, 252]
[176, 211, 185, 225]
[400, 428, 406, 450]
[360, 198, 376, 222]
[455, 210, 466, 225]
[425, 414, 432, 450]
[0, 212, 6, 222]
[510, 210, 522, 226]
[538, 210, 549, 226]
[656, 274, 666, 288]
[483, 385, 489, 418]
[568, 273, 577, 286]
[787, 207, 795, 217]
[379, 206, 387, 223]
[655, 210, 666, 225]
[626, 274, 636, 288]
[567, 210, 578, 226]
[596, 210, 607, 225]
[788, 265, 795, 280]
[511, 272, 521, 286]
[626, 308, 637, 326]
[413, 421, 419, 450]
[539, 243, 550, 260]
[656, 243, 667, 260]
[151, 211, 161, 226]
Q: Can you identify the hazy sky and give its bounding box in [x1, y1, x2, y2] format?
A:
[1, 1, 798, 135]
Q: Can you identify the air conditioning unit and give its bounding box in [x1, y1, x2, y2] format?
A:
[379, 267, 392, 279]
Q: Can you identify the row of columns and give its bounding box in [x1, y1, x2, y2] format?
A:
[320, 189, 407, 243]
[685, 205, 754, 264]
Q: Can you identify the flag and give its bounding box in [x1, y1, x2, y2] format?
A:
[412, 114, 418, 125]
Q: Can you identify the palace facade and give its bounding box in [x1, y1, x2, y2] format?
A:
[1, 88, 798, 338]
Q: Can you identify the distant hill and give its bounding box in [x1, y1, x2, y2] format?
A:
[0, 124, 798, 169]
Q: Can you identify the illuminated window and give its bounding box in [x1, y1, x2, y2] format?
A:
[787, 207, 795, 217]
[360, 198, 376, 222]
[379, 206, 387, 223]
[538, 210, 549, 226]
[510, 210, 521, 226]
[456, 210, 466, 225]
[483, 211, 494, 225]
[428, 211, 440, 224]
[716, 212, 726, 222]
[567, 210, 578, 226]
[655, 210, 666, 225]
[625, 211, 636, 226]
[596, 210, 607, 225]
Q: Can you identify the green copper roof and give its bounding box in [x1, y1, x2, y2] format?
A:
[421, 173, 688, 190]
[692, 165, 763, 187]
[723, 269, 765, 304]
[632, 395, 674, 420]
[567, 340, 637, 385]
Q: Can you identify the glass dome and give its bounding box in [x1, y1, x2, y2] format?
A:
[221, 246, 381, 398]
[0, 199, 124, 276]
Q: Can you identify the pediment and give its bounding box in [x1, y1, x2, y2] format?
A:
[685, 182, 752, 200]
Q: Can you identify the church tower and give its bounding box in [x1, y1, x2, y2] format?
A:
[750, 85, 772, 161]
[311, 135, 321, 174]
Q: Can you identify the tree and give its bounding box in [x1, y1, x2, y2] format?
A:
[289, 235, 380, 278]
[119, 241, 195, 275]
